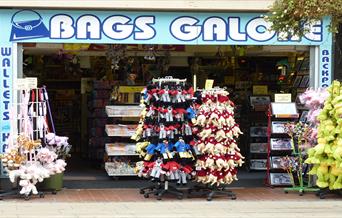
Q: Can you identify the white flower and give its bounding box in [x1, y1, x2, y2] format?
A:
[273, 12, 277, 15]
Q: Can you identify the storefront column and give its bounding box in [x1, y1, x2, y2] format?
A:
[310, 46, 320, 89]
[318, 21, 333, 88]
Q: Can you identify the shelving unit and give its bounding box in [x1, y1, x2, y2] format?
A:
[87, 80, 114, 161]
[104, 98, 142, 177]
[266, 102, 299, 187]
[105, 143, 138, 156]
[247, 96, 270, 171]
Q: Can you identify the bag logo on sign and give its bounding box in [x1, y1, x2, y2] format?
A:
[10, 9, 50, 41]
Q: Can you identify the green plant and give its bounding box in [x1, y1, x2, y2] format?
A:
[266, 0, 342, 36]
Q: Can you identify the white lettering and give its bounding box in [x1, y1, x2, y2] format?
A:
[228, 18, 246, 41]
[170, 17, 201, 41]
[135, 16, 155, 40]
[246, 18, 275, 41]
[304, 21, 322, 42]
[76, 15, 101, 39]
[50, 15, 74, 39]
[103, 16, 133, 40]
[203, 17, 227, 41]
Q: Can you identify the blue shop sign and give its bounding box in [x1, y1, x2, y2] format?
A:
[0, 9, 330, 45]
[0, 9, 333, 159]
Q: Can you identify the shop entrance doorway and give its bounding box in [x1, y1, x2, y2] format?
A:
[20, 43, 310, 188]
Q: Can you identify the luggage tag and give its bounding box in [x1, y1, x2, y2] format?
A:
[10, 10, 49, 41]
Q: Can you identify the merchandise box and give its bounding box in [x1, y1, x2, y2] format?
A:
[104, 161, 136, 176]
[250, 143, 268, 153]
[270, 138, 293, 151]
[250, 159, 267, 170]
[105, 143, 137, 156]
[105, 124, 137, 137]
[270, 156, 283, 169]
[249, 95, 271, 111]
[106, 105, 142, 117]
[270, 173, 292, 186]
[271, 121, 289, 134]
[250, 126, 268, 137]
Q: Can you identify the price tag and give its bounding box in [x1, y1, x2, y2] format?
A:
[205, 80, 214, 90]
[274, 93, 291, 103]
[26, 77, 38, 89]
[15, 78, 28, 90]
[118, 86, 144, 93]
[253, 85, 268, 95]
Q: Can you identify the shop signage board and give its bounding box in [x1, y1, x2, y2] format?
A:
[253, 85, 268, 95]
[274, 93, 292, 103]
[0, 9, 333, 176]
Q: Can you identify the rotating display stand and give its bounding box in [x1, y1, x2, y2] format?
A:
[134, 76, 195, 200]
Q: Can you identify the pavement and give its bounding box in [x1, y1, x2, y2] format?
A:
[0, 188, 341, 218]
[0, 200, 342, 218]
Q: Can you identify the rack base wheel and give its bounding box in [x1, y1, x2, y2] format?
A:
[39, 193, 45, 198]
[319, 193, 325, 199]
[140, 190, 145, 194]
[230, 194, 237, 200]
[144, 194, 149, 198]
[24, 195, 30, 201]
[299, 190, 304, 196]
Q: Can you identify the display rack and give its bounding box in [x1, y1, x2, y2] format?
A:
[104, 102, 142, 177]
[87, 80, 114, 161]
[0, 86, 50, 200]
[266, 103, 299, 187]
[247, 96, 270, 171]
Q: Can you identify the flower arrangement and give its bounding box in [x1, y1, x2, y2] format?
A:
[45, 133, 72, 160]
[281, 122, 314, 187]
[280, 155, 299, 186]
[0, 133, 71, 196]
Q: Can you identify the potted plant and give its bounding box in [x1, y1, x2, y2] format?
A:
[40, 133, 72, 192]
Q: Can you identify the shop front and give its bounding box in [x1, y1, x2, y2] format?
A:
[0, 9, 333, 187]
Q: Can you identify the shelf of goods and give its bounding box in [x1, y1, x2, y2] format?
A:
[105, 143, 138, 156]
[105, 105, 142, 117]
[267, 103, 299, 187]
[104, 104, 141, 177]
[104, 162, 136, 176]
[249, 125, 268, 171]
[105, 124, 137, 137]
[247, 98, 269, 172]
